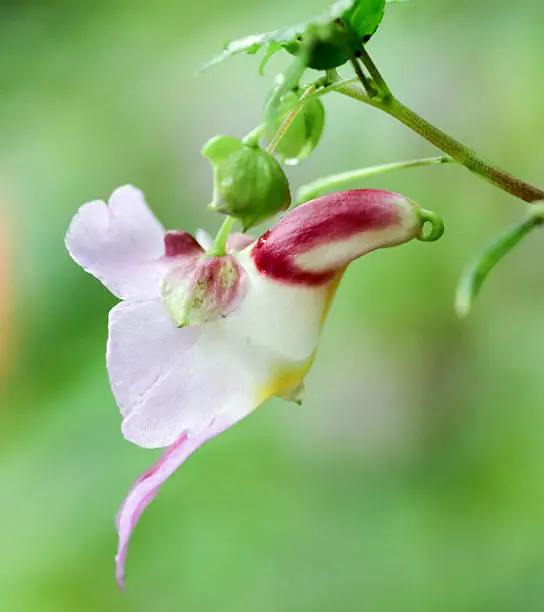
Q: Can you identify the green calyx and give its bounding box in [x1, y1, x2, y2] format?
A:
[263, 88, 325, 165]
[202, 135, 291, 231]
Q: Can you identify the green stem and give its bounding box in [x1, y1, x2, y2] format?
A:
[243, 124, 266, 147]
[297, 155, 452, 204]
[334, 83, 544, 204]
[264, 55, 307, 128]
[348, 55, 376, 98]
[357, 46, 391, 99]
[207, 216, 235, 256]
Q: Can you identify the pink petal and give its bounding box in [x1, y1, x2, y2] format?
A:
[115, 414, 243, 589]
[162, 254, 246, 327]
[65, 185, 166, 299]
[227, 232, 255, 252]
[251, 190, 421, 286]
[107, 298, 258, 448]
[164, 230, 203, 258]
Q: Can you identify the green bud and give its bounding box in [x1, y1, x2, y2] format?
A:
[202, 135, 291, 230]
[264, 89, 325, 166]
[285, 21, 360, 71]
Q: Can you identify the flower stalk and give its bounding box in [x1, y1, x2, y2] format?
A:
[297, 155, 452, 204]
[208, 215, 235, 256]
[334, 52, 544, 204]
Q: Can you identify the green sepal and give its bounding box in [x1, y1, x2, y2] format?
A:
[201, 135, 243, 164]
[203, 135, 291, 231]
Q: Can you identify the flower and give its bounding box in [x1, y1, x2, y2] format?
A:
[65, 185, 429, 587]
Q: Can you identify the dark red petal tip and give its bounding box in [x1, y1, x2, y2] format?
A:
[164, 231, 203, 258]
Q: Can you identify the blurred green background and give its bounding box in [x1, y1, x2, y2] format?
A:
[1, 1, 544, 610]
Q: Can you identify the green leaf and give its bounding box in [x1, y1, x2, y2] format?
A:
[455, 204, 544, 317]
[345, 0, 386, 42]
[201, 0, 387, 73]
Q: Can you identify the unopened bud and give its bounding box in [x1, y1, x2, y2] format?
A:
[264, 89, 325, 165]
[284, 21, 360, 71]
[202, 135, 291, 230]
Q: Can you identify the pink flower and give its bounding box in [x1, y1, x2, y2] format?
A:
[65, 185, 427, 587]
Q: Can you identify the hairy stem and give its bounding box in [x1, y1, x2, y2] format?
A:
[334, 83, 544, 204]
[297, 155, 452, 204]
[357, 46, 391, 99]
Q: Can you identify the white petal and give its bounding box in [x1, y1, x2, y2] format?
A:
[107, 299, 200, 419]
[107, 298, 260, 448]
[66, 185, 166, 299]
[195, 228, 213, 251]
[223, 250, 333, 364]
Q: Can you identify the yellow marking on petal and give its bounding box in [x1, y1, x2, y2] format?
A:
[256, 353, 315, 405]
[319, 269, 345, 330]
[254, 271, 345, 407]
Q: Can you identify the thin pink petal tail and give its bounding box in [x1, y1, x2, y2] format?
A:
[115, 418, 237, 589]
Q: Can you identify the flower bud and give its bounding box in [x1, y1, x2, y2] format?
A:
[264, 89, 325, 166]
[202, 135, 291, 231]
[161, 255, 245, 327]
[284, 21, 360, 71]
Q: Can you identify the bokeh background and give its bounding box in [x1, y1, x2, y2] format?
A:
[2, 0, 544, 610]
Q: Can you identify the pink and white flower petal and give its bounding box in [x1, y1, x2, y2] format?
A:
[223, 249, 334, 365]
[195, 228, 213, 251]
[107, 298, 261, 448]
[115, 413, 245, 589]
[66, 185, 167, 299]
[252, 189, 422, 286]
[221, 189, 424, 379]
[110, 287, 322, 586]
[107, 299, 201, 420]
